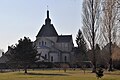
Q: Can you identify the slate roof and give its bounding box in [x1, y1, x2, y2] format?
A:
[36, 24, 58, 37]
[0, 46, 12, 64]
[0, 49, 11, 64]
[0, 55, 8, 63]
[36, 10, 58, 37]
[57, 35, 72, 43]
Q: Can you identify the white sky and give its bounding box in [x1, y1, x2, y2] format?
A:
[0, 0, 83, 54]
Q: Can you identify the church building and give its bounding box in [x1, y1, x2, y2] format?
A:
[35, 10, 74, 63]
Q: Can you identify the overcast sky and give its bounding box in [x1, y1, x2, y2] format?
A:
[0, 0, 83, 53]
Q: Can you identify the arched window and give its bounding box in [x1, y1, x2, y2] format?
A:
[39, 42, 41, 46]
[64, 56, 67, 62]
[45, 54, 47, 59]
[45, 42, 46, 45]
[42, 41, 44, 46]
[51, 56, 53, 62]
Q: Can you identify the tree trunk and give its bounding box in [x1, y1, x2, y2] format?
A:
[24, 67, 27, 74]
[92, 57, 96, 73]
[108, 35, 113, 71]
[92, 0, 96, 73]
[92, 49, 96, 73]
[108, 57, 113, 71]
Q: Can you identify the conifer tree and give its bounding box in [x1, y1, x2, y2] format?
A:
[8, 37, 37, 73]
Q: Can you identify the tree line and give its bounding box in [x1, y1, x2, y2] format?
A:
[0, 0, 120, 74]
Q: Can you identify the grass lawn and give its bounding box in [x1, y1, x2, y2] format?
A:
[0, 69, 119, 80]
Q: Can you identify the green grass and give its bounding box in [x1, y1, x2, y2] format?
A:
[0, 69, 119, 80]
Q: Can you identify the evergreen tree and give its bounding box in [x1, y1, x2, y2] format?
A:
[8, 37, 37, 73]
[76, 29, 87, 54]
[75, 29, 87, 64]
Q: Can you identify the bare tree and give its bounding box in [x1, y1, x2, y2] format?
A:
[101, 0, 120, 71]
[82, 0, 101, 72]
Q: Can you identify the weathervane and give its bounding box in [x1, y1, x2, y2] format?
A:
[47, 5, 49, 10]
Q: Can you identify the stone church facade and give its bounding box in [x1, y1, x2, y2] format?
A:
[34, 10, 74, 63]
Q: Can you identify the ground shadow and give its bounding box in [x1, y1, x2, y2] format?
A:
[105, 72, 120, 76]
[27, 73, 69, 76]
[17, 72, 69, 76]
[0, 71, 13, 73]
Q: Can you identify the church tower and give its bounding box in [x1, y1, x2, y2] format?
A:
[36, 10, 58, 37]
